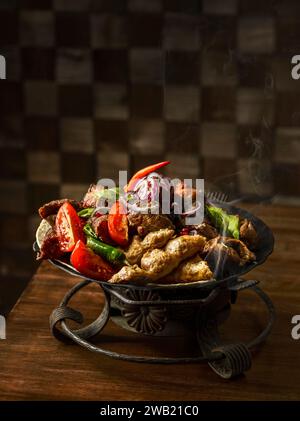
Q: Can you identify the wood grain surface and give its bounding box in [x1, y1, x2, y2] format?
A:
[0, 204, 300, 401]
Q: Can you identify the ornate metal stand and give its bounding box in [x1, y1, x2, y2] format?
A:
[50, 279, 275, 379]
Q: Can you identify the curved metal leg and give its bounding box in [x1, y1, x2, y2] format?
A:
[197, 315, 252, 379]
[197, 285, 276, 379]
[49, 279, 224, 364]
[50, 280, 111, 341]
[49, 280, 275, 379]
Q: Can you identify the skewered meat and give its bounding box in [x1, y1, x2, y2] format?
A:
[109, 235, 206, 284]
[37, 228, 64, 260]
[159, 255, 213, 284]
[125, 228, 174, 265]
[39, 199, 82, 219]
[127, 213, 174, 237]
[240, 219, 258, 249]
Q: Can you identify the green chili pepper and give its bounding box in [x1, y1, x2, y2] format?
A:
[78, 208, 95, 218]
[86, 236, 125, 265]
[206, 206, 239, 239]
[83, 223, 98, 239]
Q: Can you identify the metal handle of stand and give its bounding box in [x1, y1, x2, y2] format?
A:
[49, 279, 275, 378]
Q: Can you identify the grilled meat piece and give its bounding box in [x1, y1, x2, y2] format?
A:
[82, 183, 106, 208]
[39, 199, 82, 219]
[125, 228, 174, 265]
[89, 214, 114, 244]
[109, 265, 151, 285]
[83, 184, 98, 208]
[140, 235, 206, 278]
[204, 236, 240, 273]
[110, 234, 206, 284]
[164, 234, 206, 257]
[142, 228, 174, 249]
[140, 248, 175, 278]
[125, 236, 141, 264]
[127, 213, 174, 237]
[240, 219, 258, 249]
[37, 228, 64, 260]
[223, 238, 256, 265]
[192, 222, 218, 239]
[204, 236, 255, 272]
[159, 255, 213, 284]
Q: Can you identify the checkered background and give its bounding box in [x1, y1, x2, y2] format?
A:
[1, 0, 300, 295]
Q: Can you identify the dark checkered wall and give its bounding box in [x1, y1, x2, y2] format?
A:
[1, 0, 300, 283]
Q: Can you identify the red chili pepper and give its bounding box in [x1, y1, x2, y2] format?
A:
[56, 202, 85, 252]
[125, 161, 170, 192]
[108, 201, 129, 247]
[70, 240, 115, 281]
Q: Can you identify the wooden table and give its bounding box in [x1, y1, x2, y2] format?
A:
[1, 204, 300, 401]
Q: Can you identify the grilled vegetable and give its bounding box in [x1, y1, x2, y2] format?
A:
[56, 202, 85, 252]
[70, 240, 115, 281]
[83, 223, 98, 239]
[206, 206, 239, 239]
[108, 201, 129, 247]
[86, 236, 125, 265]
[78, 208, 94, 218]
[125, 161, 170, 192]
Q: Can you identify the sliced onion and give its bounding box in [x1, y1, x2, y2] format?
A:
[133, 176, 146, 192]
[121, 173, 172, 215]
[119, 191, 138, 212]
[136, 179, 149, 201]
[121, 191, 138, 203]
[134, 176, 160, 202]
[146, 171, 162, 181]
[94, 206, 110, 215]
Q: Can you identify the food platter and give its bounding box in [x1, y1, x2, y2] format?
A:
[35, 201, 274, 291]
[33, 163, 276, 379]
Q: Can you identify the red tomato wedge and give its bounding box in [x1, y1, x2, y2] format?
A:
[108, 201, 129, 247]
[56, 202, 85, 252]
[124, 161, 170, 192]
[70, 240, 115, 281]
